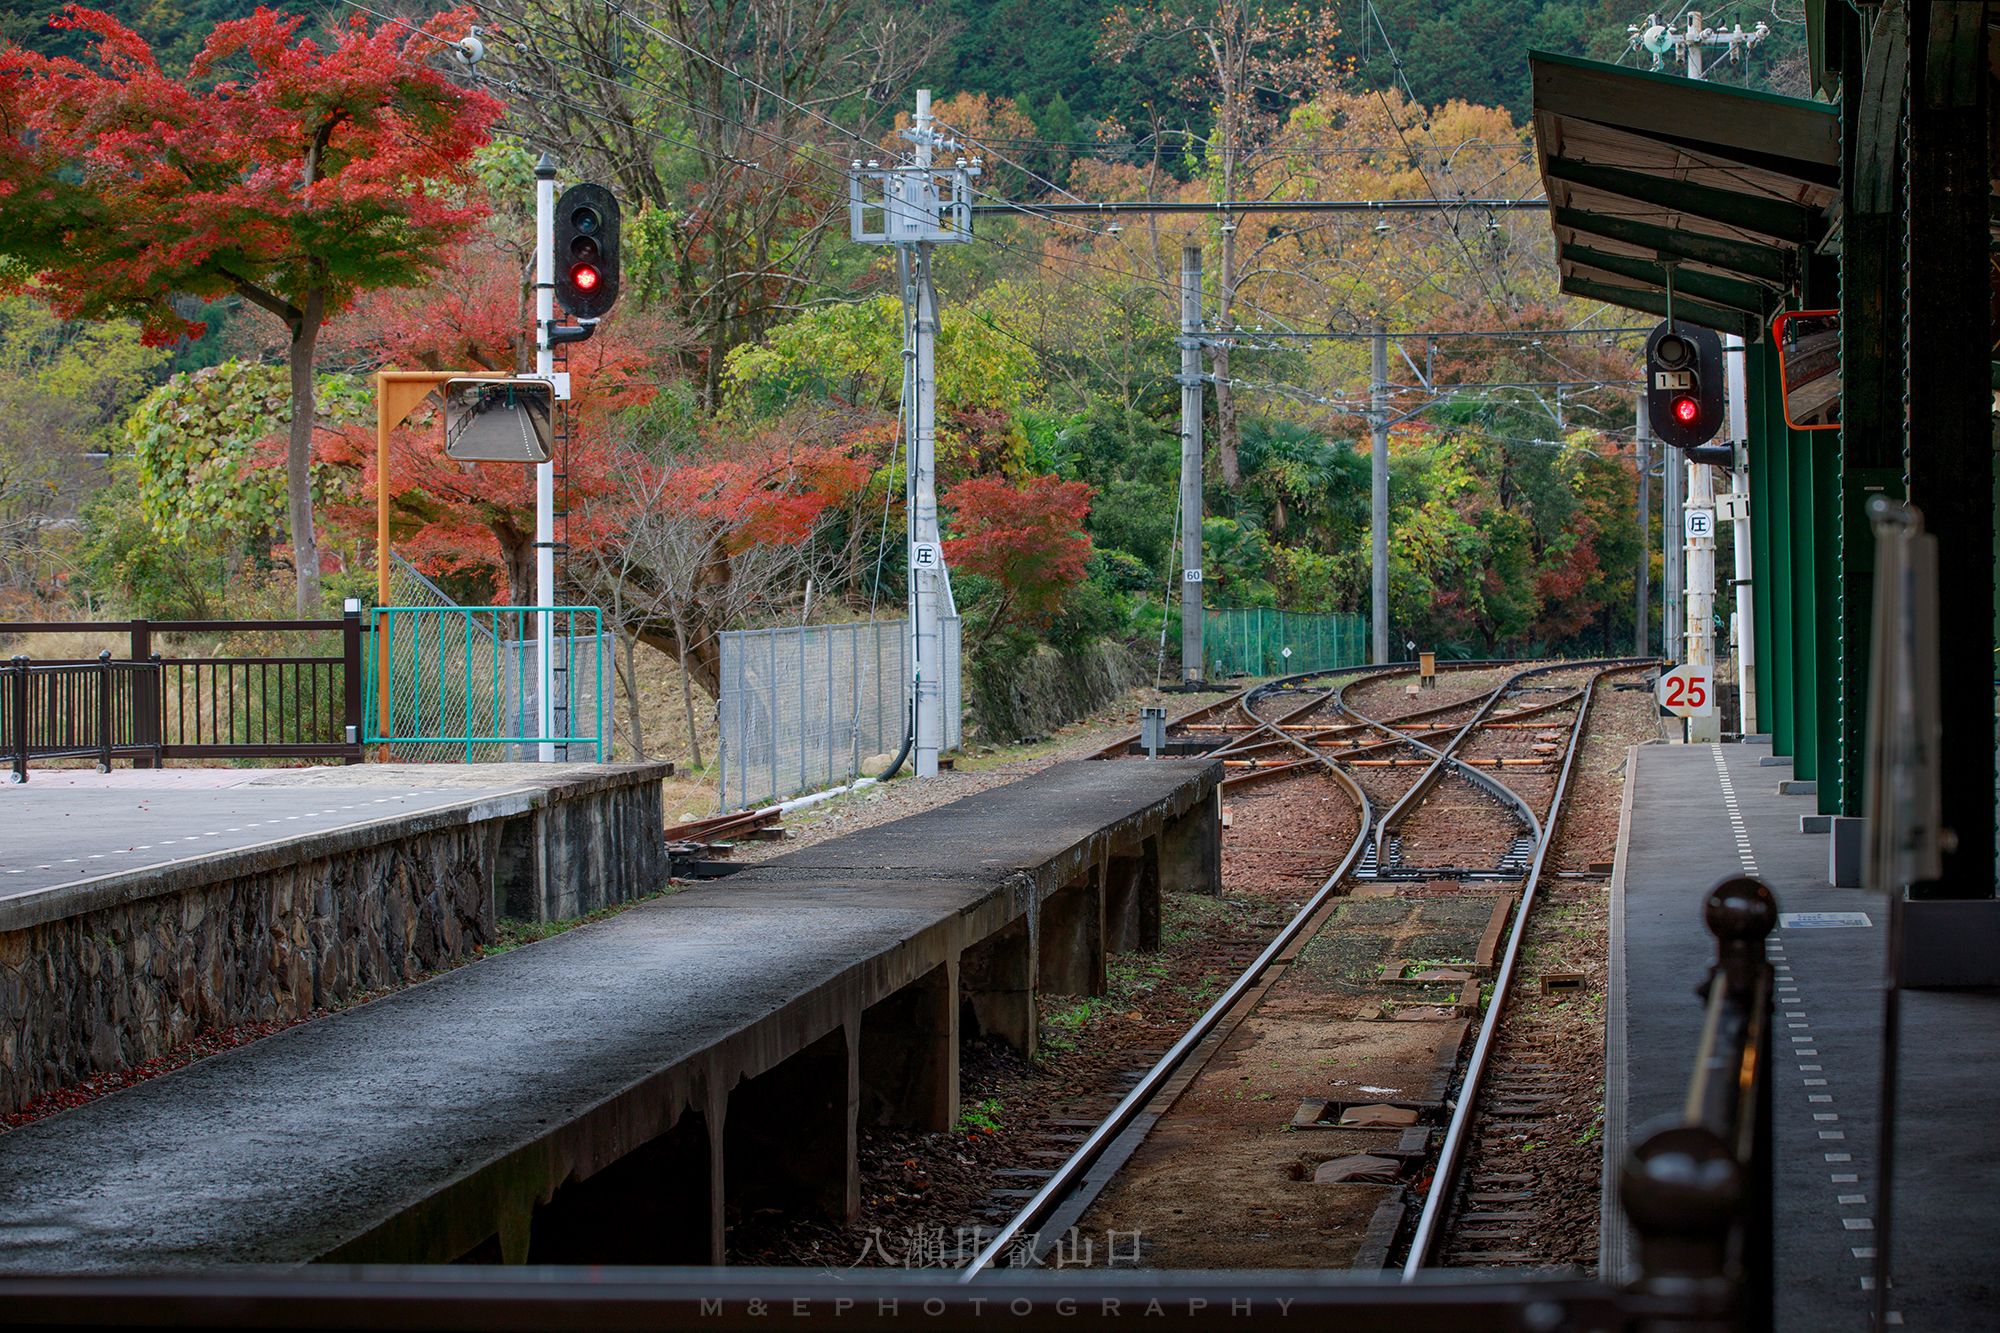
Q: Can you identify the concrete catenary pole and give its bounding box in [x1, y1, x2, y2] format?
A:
[1179, 245, 1205, 683]
[1371, 316, 1390, 663]
[534, 155, 557, 762]
[1685, 454, 1719, 742]
[910, 91, 943, 776]
[1635, 394, 1652, 655]
[1680, 18, 1719, 743]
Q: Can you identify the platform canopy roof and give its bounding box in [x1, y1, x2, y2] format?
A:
[1529, 51, 1840, 340]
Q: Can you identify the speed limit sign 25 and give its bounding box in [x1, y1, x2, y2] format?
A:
[1655, 664, 1715, 717]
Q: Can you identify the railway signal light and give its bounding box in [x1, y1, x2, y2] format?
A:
[553, 183, 620, 320]
[1646, 320, 1725, 449]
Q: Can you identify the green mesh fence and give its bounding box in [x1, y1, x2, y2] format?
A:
[1203, 608, 1368, 677]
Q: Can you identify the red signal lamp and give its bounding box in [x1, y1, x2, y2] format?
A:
[570, 263, 601, 292]
[1673, 395, 1699, 425]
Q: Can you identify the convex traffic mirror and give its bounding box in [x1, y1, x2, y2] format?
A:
[442, 378, 554, 463]
[1772, 309, 1839, 431]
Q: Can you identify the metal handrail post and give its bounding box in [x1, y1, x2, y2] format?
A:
[341, 601, 364, 764]
[96, 650, 113, 774]
[128, 618, 156, 767]
[8, 656, 26, 783]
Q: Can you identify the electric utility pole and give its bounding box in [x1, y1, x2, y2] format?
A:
[1629, 11, 1769, 78]
[1371, 318, 1390, 664]
[1179, 246, 1205, 684]
[849, 92, 980, 779]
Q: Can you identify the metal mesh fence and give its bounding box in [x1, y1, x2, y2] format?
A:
[368, 560, 607, 761]
[375, 559, 503, 763]
[1203, 608, 1368, 678]
[718, 617, 960, 811]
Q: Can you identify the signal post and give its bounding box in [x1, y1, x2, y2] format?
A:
[1646, 319, 1728, 739]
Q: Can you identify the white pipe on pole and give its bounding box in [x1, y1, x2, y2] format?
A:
[1724, 335, 1757, 735]
[912, 246, 941, 778]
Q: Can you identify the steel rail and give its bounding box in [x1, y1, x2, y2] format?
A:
[962, 659, 1523, 1273]
[1084, 687, 1253, 760]
[1399, 659, 1654, 1278]
[1337, 666, 1546, 845]
[961, 753, 1376, 1277]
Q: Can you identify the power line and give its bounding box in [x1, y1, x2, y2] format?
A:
[968, 198, 1546, 217]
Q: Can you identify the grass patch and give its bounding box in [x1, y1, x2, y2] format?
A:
[958, 1097, 1004, 1134]
[481, 884, 680, 956]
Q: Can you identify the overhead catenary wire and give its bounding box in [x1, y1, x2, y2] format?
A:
[345, 0, 1643, 453]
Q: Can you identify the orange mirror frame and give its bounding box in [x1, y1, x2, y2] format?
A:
[1772, 309, 1840, 431]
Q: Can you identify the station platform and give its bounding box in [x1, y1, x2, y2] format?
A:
[0, 758, 1220, 1271]
[1610, 740, 1999, 1331]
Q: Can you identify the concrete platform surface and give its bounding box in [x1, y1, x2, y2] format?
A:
[0, 764, 642, 905]
[1611, 741, 1998, 1332]
[0, 758, 1216, 1272]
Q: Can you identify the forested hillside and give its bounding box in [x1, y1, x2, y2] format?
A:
[0, 0, 1787, 754]
[936, 0, 1810, 164]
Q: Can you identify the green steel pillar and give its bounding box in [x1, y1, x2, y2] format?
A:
[1788, 421, 1820, 781]
[1835, 1, 1906, 817]
[1750, 341, 1794, 757]
[1813, 434, 1843, 813]
[1903, 0, 1996, 897]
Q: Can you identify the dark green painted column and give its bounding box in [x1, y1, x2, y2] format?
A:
[1836, 0, 1907, 817]
[1788, 425, 1820, 781]
[1903, 0, 1995, 897]
[1813, 435, 1843, 813]
[1747, 392, 1777, 741]
[1752, 341, 1796, 757]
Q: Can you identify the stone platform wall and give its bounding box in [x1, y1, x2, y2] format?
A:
[0, 764, 669, 1117]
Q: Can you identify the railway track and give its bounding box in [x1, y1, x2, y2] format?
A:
[966, 656, 1653, 1277]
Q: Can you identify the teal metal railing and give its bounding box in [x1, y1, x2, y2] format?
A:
[365, 606, 606, 761]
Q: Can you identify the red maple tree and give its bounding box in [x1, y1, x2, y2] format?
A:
[314, 232, 683, 604]
[943, 474, 1095, 640]
[0, 5, 502, 612]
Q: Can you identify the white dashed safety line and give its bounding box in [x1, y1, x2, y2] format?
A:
[1770, 935, 1899, 1317]
[1714, 744, 1759, 874]
[4, 792, 449, 879]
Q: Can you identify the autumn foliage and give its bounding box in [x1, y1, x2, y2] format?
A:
[0, 5, 501, 344]
[0, 4, 502, 611]
[943, 475, 1095, 633]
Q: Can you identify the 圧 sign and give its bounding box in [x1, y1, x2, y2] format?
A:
[442, 378, 554, 463]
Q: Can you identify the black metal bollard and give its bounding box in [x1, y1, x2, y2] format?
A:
[1622, 874, 1777, 1333]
